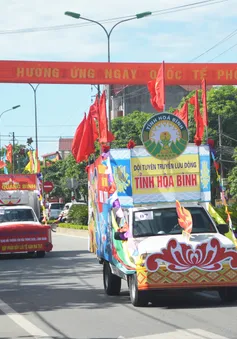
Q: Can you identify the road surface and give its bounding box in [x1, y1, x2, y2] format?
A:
[0, 232, 237, 339]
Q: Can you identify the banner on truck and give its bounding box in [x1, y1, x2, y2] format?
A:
[0, 174, 37, 191]
[131, 145, 211, 204]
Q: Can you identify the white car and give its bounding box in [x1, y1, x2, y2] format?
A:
[60, 201, 87, 222]
[48, 202, 64, 220]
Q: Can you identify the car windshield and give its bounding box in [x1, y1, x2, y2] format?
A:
[132, 207, 216, 238]
[0, 209, 36, 223]
[50, 203, 64, 210]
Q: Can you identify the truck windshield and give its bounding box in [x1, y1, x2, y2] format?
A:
[0, 209, 36, 223]
[133, 207, 216, 238]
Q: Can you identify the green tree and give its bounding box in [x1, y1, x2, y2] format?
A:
[228, 149, 237, 198]
[111, 110, 153, 148]
[41, 154, 88, 203]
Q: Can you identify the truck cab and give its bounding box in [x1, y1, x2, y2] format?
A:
[0, 205, 39, 224]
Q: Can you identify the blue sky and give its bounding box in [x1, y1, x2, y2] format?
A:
[0, 0, 236, 158]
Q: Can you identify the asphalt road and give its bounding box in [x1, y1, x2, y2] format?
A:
[0, 232, 237, 339]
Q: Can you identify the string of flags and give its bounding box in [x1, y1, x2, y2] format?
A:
[208, 138, 233, 229]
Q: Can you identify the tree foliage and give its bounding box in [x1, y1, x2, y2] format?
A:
[111, 110, 152, 148]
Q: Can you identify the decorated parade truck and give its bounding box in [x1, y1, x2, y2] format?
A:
[88, 112, 237, 306]
[0, 174, 53, 258]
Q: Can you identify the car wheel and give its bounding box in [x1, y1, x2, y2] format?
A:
[103, 261, 121, 296]
[36, 251, 45, 258]
[129, 274, 149, 307]
[219, 287, 237, 302]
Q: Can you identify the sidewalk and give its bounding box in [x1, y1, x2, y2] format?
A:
[56, 227, 88, 237]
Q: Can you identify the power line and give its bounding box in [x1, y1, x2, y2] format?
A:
[0, 0, 227, 35]
[190, 27, 237, 62]
[208, 41, 237, 61]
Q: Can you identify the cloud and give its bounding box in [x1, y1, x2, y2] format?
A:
[0, 0, 235, 63]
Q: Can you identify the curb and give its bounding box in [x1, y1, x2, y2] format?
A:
[56, 227, 88, 237]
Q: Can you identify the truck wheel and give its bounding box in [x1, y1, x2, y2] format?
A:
[36, 251, 45, 258]
[129, 274, 149, 307]
[219, 287, 237, 302]
[103, 261, 121, 296]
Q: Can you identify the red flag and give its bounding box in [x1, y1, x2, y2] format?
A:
[202, 79, 208, 127]
[147, 61, 165, 112]
[76, 113, 95, 163]
[180, 102, 189, 127]
[98, 91, 108, 143]
[88, 107, 99, 142]
[6, 144, 13, 163]
[190, 91, 204, 146]
[90, 95, 99, 119]
[71, 113, 86, 161]
[173, 102, 188, 127]
[107, 130, 115, 142]
[0, 160, 6, 169]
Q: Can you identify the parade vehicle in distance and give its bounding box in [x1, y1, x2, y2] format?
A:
[0, 174, 53, 258]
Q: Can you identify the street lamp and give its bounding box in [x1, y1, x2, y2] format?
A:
[0, 105, 21, 120]
[29, 84, 40, 157]
[0, 104, 21, 150]
[64, 11, 152, 130]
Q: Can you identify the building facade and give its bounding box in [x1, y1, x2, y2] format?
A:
[110, 84, 212, 118]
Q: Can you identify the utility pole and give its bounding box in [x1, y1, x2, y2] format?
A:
[12, 132, 15, 174]
[97, 85, 101, 98]
[218, 115, 224, 184]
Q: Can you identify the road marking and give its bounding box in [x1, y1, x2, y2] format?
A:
[0, 298, 53, 339]
[128, 328, 229, 338]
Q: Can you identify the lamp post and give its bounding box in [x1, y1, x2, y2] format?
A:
[64, 11, 152, 131]
[29, 84, 40, 157]
[0, 105, 21, 151]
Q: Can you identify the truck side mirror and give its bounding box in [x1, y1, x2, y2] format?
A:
[216, 223, 229, 235]
[114, 231, 127, 241]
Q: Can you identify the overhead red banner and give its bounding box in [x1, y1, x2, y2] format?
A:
[0, 60, 237, 85]
[0, 174, 37, 191]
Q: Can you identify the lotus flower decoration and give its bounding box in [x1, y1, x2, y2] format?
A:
[145, 238, 237, 273]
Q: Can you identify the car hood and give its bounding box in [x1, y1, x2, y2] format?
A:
[136, 233, 235, 255]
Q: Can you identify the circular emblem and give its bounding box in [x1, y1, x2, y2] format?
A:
[141, 112, 189, 160]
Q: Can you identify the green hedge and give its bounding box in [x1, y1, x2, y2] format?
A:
[68, 204, 88, 225]
[58, 223, 88, 230]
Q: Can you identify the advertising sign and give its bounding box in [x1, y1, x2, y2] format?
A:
[0, 174, 37, 191]
[131, 145, 210, 204]
[141, 113, 189, 160]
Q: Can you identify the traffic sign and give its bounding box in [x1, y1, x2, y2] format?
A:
[43, 181, 54, 193]
[66, 178, 79, 190]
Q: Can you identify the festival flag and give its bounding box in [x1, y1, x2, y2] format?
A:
[90, 95, 99, 119]
[24, 150, 34, 173]
[174, 101, 188, 127]
[33, 150, 41, 173]
[98, 90, 115, 143]
[76, 113, 95, 163]
[88, 105, 99, 142]
[189, 90, 204, 146]
[201, 78, 208, 127]
[2, 150, 8, 174]
[71, 113, 86, 161]
[0, 160, 6, 169]
[99, 91, 108, 143]
[6, 144, 13, 163]
[147, 61, 165, 112]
